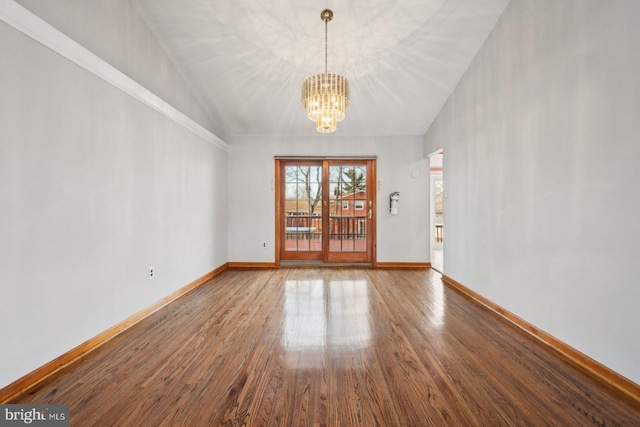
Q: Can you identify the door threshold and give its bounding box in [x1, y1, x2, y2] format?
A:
[279, 261, 373, 269]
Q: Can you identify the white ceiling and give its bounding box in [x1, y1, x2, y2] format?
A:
[133, 0, 510, 139]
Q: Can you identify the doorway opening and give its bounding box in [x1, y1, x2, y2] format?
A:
[429, 151, 443, 272]
[275, 158, 377, 266]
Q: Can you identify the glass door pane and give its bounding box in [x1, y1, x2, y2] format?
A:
[328, 163, 368, 255]
[283, 163, 323, 256]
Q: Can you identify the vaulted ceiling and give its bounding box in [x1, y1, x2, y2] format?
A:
[133, 0, 510, 139]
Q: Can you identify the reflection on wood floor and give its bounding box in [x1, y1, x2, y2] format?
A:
[14, 268, 640, 425]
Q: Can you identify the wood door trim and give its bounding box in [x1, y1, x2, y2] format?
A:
[321, 163, 330, 262]
[370, 160, 377, 267]
[276, 160, 324, 263]
[274, 161, 282, 266]
[324, 159, 375, 264]
[274, 156, 377, 160]
[275, 159, 377, 266]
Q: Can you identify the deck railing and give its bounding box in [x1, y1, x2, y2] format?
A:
[285, 215, 367, 239]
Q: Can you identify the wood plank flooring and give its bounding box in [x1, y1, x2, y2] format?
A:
[13, 268, 640, 426]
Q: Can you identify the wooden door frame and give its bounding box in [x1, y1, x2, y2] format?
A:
[323, 159, 376, 264]
[275, 158, 377, 266]
[275, 159, 324, 263]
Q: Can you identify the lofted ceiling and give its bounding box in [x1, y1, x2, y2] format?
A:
[133, 0, 510, 139]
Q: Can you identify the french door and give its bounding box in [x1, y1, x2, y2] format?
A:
[276, 158, 376, 264]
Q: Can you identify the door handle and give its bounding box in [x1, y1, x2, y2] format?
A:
[368, 209, 372, 219]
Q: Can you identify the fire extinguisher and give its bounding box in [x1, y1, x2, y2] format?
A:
[389, 192, 399, 215]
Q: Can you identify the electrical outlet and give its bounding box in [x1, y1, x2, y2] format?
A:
[148, 266, 155, 280]
[262, 242, 267, 248]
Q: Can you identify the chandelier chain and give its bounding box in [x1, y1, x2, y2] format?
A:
[324, 17, 328, 74]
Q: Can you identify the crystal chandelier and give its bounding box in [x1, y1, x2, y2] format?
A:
[301, 9, 350, 133]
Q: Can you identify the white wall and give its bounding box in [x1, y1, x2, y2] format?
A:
[227, 136, 429, 264]
[0, 4, 227, 388]
[424, 0, 640, 383]
[14, 0, 215, 134]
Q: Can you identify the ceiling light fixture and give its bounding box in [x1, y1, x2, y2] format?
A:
[301, 9, 350, 133]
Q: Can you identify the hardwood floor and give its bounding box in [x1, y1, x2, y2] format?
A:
[13, 268, 640, 426]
